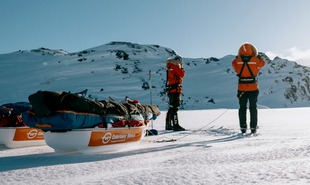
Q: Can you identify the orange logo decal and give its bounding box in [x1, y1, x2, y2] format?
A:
[13, 128, 44, 141]
[27, 129, 38, 139]
[88, 128, 144, 146]
[102, 132, 112, 144]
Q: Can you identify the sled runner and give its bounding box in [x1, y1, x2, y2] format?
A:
[43, 126, 146, 153]
[0, 127, 46, 148]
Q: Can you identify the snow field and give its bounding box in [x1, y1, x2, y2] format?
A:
[1, 108, 310, 184]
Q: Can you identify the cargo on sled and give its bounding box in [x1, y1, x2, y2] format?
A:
[0, 102, 46, 148]
[22, 90, 160, 153]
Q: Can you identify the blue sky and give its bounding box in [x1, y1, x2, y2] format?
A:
[2, 0, 310, 65]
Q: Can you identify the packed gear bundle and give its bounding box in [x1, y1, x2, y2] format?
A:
[22, 90, 161, 131]
[0, 102, 31, 127]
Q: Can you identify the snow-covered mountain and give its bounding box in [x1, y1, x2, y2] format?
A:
[1, 41, 310, 110]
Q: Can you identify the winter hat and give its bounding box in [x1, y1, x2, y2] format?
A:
[174, 55, 183, 62]
[238, 42, 258, 57]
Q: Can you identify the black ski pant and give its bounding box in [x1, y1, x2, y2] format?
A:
[166, 93, 181, 126]
[237, 90, 259, 131]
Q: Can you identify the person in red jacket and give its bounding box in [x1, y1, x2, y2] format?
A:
[165, 55, 186, 131]
[232, 43, 265, 134]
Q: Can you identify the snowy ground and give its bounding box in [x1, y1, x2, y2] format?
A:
[1, 108, 310, 185]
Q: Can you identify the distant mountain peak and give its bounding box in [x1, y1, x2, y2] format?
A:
[30, 47, 69, 56]
[107, 41, 142, 48]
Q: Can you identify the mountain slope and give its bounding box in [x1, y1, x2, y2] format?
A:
[1, 41, 310, 110]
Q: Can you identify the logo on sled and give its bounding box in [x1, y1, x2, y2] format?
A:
[13, 128, 44, 141]
[102, 132, 112, 144]
[88, 128, 143, 146]
[27, 129, 44, 139]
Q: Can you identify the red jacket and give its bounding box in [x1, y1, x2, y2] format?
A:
[232, 56, 265, 91]
[166, 61, 185, 94]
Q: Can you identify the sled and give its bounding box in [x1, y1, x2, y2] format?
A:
[0, 127, 46, 148]
[43, 126, 146, 153]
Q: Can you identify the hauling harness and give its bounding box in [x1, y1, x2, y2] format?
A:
[165, 67, 182, 93]
[166, 84, 182, 93]
[238, 56, 257, 84]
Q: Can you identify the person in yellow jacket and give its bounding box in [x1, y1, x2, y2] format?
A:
[232, 43, 265, 134]
[165, 55, 186, 131]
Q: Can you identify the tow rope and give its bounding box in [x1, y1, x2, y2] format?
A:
[150, 91, 248, 143]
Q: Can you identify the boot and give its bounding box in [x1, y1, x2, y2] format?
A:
[250, 128, 257, 134]
[166, 123, 173, 130]
[172, 112, 185, 131]
[173, 124, 186, 131]
[240, 128, 247, 134]
[165, 112, 173, 130]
